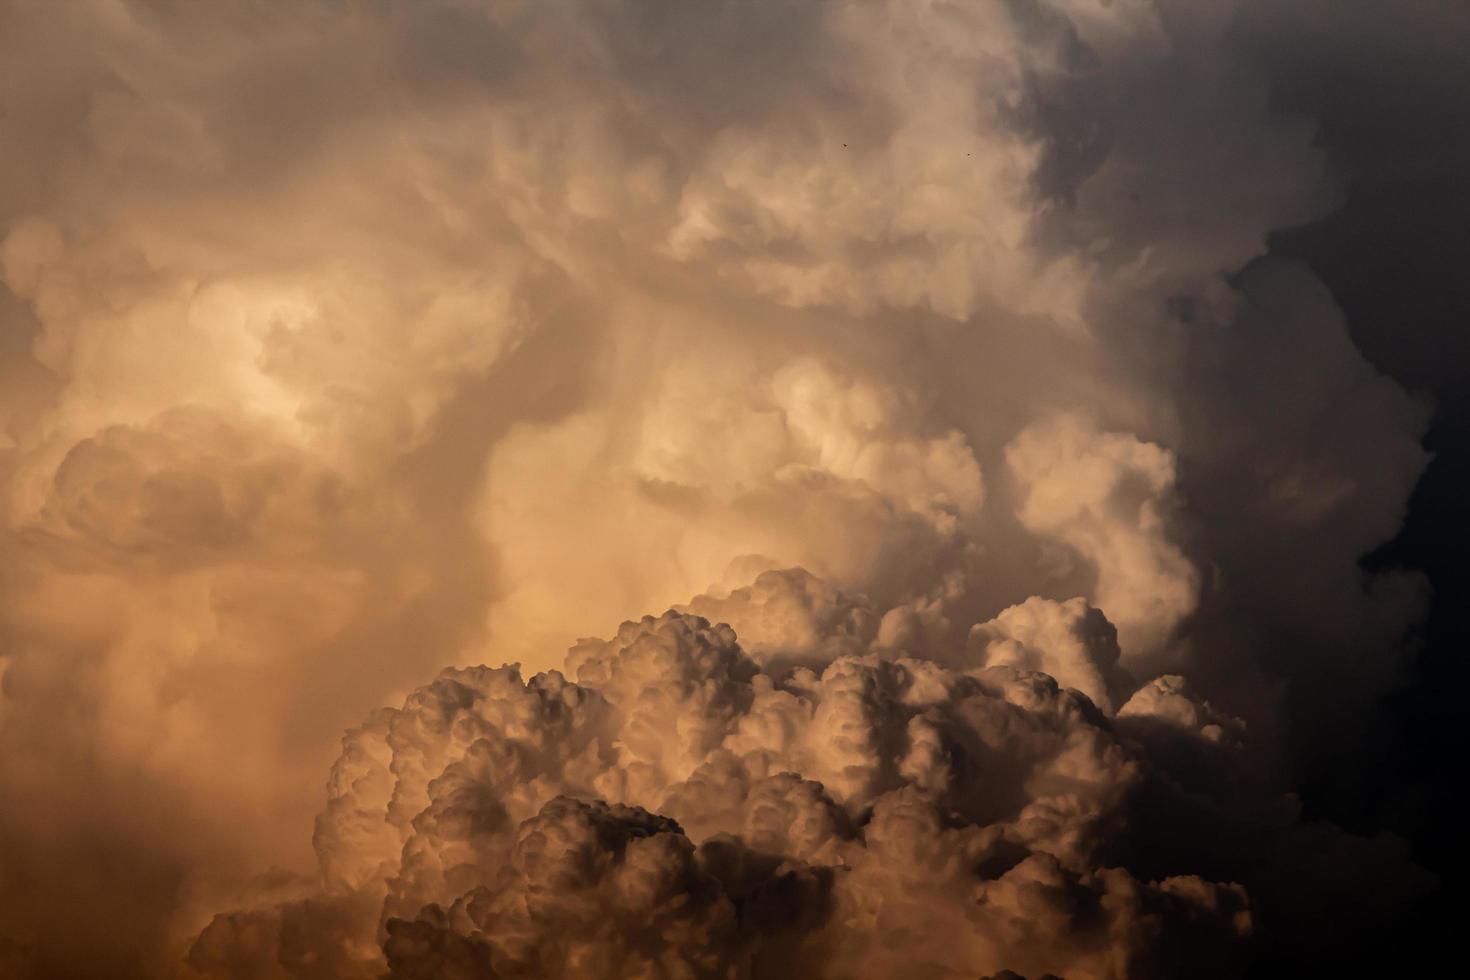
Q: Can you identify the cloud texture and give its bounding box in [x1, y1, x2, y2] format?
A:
[198, 598, 1260, 979]
[0, 0, 1448, 976]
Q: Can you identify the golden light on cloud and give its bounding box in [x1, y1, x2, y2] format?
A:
[0, 1, 1457, 977]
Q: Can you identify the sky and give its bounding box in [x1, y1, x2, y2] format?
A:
[0, 1, 1465, 978]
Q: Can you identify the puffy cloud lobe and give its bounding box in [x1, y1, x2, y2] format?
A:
[679, 567, 882, 670]
[43, 407, 371, 562]
[1177, 258, 1431, 694]
[1005, 417, 1199, 660]
[384, 798, 758, 980]
[479, 355, 987, 667]
[1118, 675, 1245, 748]
[970, 596, 1131, 714]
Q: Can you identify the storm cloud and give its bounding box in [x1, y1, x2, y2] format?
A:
[0, 0, 1457, 976]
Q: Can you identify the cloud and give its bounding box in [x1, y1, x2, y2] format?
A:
[0, 0, 1448, 974]
[1005, 418, 1197, 660]
[971, 596, 1131, 714]
[191, 594, 1281, 979]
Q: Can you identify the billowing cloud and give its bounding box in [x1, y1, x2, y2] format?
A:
[1005, 417, 1197, 660]
[189, 571, 1431, 977]
[191, 594, 1271, 980]
[971, 596, 1130, 714]
[0, 0, 1449, 975]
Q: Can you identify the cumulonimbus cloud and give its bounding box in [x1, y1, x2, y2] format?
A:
[193, 583, 1260, 979]
[0, 0, 1443, 976]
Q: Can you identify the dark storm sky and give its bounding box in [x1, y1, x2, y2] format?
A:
[1252, 0, 1470, 964]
